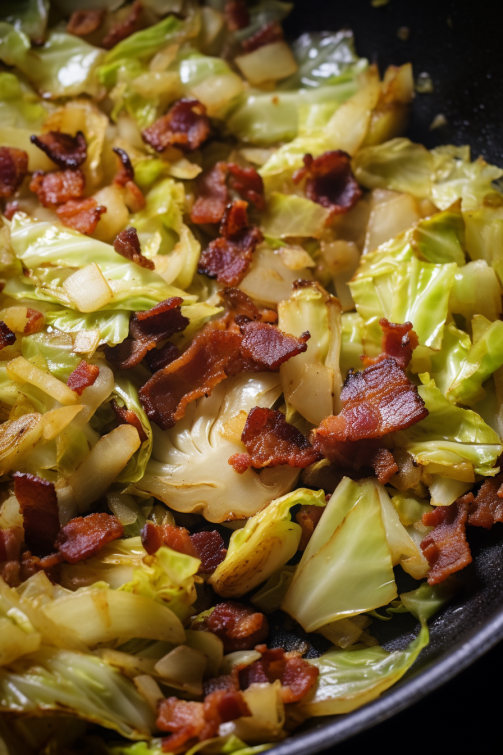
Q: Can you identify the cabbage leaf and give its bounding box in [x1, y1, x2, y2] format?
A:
[447, 320, 503, 406]
[113, 378, 153, 484]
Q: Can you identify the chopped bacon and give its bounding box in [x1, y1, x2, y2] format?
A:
[146, 341, 180, 373]
[0, 147, 29, 198]
[198, 201, 263, 286]
[24, 308, 44, 335]
[293, 151, 362, 219]
[240, 321, 310, 370]
[203, 674, 237, 696]
[296, 505, 324, 550]
[142, 98, 211, 153]
[190, 162, 229, 225]
[56, 197, 107, 234]
[0, 321, 16, 350]
[227, 163, 266, 210]
[203, 688, 250, 727]
[67, 360, 99, 396]
[220, 287, 260, 322]
[229, 407, 321, 473]
[0, 527, 23, 563]
[103, 338, 150, 371]
[198, 601, 269, 652]
[141, 521, 226, 573]
[113, 147, 135, 187]
[467, 474, 503, 528]
[239, 646, 319, 704]
[361, 319, 419, 370]
[30, 131, 87, 170]
[111, 399, 148, 444]
[13, 473, 60, 558]
[29, 169, 85, 208]
[67, 8, 105, 36]
[4, 201, 20, 220]
[241, 21, 284, 53]
[2, 549, 45, 588]
[369, 446, 399, 484]
[102, 0, 143, 49]
[54, 513, 124, 564]
[224, 0, 250, 31]
[421, 494, 473, 585]
[113, 227, 154, 270]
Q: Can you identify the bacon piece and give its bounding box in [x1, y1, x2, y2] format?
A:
[146, 341, 180, 373]
[103, 338, 150, 371]
[113, 147, 135, 187]
[141, 522, 226, 573]
[4, 201, 20, 220]
[239, 646, 319, 704]
[24, 308, 44, 335]
[421, 494, 473, 585]
[30, 132, 87, 170]
[0, 321, 16, 350]
[67, 360, 99, 396]
[198, 601, 269, 652]
[467, 474, 503, 529]
[220, 287, 260, 322]
[369, 446, 399, 484]
[113, 227, 154, 270]
[198, 201, 263, 286]
[296, 505, 324, 550]
[190, 162, 228, 225]
[241, 21, 284, 53]
[54, 513, 124, 564]
[29, 169, 85, 208]
[102, 0, 143, 49]
[13, 473, 60, 558]
[111, 399, 148, 444]
[293, 151, 362, 218]
[224, 0, 250, 31]
[361, 319, 419, 370]
[191, 531, 227, 573]
[203, 688, 249, 727]
[0, 147, 29, 198]
[203, 674, 237, 696]
[67, 8, 105, 36]
[229, 407, 321, 473]
[227, 163, 266, 210]
[240, 321, 310, 370]
[57, 197, 107, 235]
[0, 527, 23, 562]
[142, 98, 211, 153]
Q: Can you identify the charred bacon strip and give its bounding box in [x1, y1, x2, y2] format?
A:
[13, 473, 60, 557]
[102, 0, 143, 49]
[142, 98, 211, 153]
[104, 338, 150, 371]
[113, 227, 155, 270]
[229, 406, 321, 473]
[239, 645, 319, 704]
[67, 361, 100, 396]
[30, 131, 87, 170]
[361, 319, 419, 370]
[293, 150, 362, 218]
[0, 321, 16, 350]
[190, 162, 229, 225]
[54, 513, 124, 564]
[191, 531, 228, 574]
[197, 601, 269, 652]
[29, 169, 85, 208]
[241, 21, 284, 53]
[141, 521, 226, 573]
[0, 147, 28, 198]
[67, 8, 105, 36]
[220, 287, 261, 322]
[227, 163, 266, 210]
[111, 399, 148, 443]
[113, 147, 135, 187]
[467, 474, 503, 528]
[56, 197, 107, 234]
[240, 321, 310, 370]
[146, 341, 180, 373]
[224, 0, 250, 30]
[421, 494, 473, 585]
[296, 505, 325, 550]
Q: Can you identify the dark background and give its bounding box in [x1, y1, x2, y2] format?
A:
[283, 0, 503, 751]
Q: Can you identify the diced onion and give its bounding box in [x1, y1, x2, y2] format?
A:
[134, 675, 165, 712]
[200, 6, 225, 49]
[364, 189, 421, 254]
[0, 306, 43, 333]
[75, 363, 114, 426]
[0, 413, 43, 476]
[235, 42, 298, 86]
[42, 405, 84, 440]
[63, 263, 113, 313]
[221, 681, 285, 743]
[73, 329, 100, 355]
[326, 69, 381, 155]
[190, 73, 244, 117]
[240, 246, 313, 307]
[167, 158, 202, 180]
[185, 629, 224, 677]
[154, 644, 207, 696]
[277, 245, 316, 271]
[7, 356, 78, 406]
[0, 495, 23, 529]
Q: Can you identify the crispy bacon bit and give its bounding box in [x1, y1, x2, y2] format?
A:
[31, 131, 87, 170]
[198, 201, 263, 286]
[29, 169, 85, 208]
[467, 474, 503, 528]
[239, 646, 319, 704]
[56, 197, 107, 235]
[103, 338, 150, 371]
[113, 227, 154, 270]
[1, 548, 45, 588]
[146, 341, 180, 373]
[199, 601, 269, 652]
[111, 399, 148, 443]
[241, 321, 310, 370]
[191, 531, 227, 573]
[190, 162, 229, 225]
[0, 321, 16, 350]
[224, 0, 250, 31]
[370, 446, 399, 484]
[4, 201, 20, 220]
[102, 0, 143, 49]
[296, 505, 324, 550]
[0, 147, 29, 198]
[13, 473, 60, 558]
[220, 287, 260, 322]
[361, 319, 419, 370]
[141, 521, 226, 574]
[227, 163, 266, 210]
[229, 407, 321, 473]
[67, 360, 100, 396]
[24, 308, 44, 335]
[67, 8, 105, 36]
[142, 98, 211, 153]
[241, 21, 284, 53]
[421, 494, 473, 585]
[54, 513, 124, 564]
[113, 147, 135, 187]
[293, 151, 362, 218]
[0, 527, 23, 563]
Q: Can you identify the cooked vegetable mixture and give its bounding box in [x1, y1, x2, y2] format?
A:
[1, 1, 503, 753]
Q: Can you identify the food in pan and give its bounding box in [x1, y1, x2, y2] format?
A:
[1, 1, 503, 753]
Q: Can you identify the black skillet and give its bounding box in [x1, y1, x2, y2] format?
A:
[266, 0, 503, 752]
